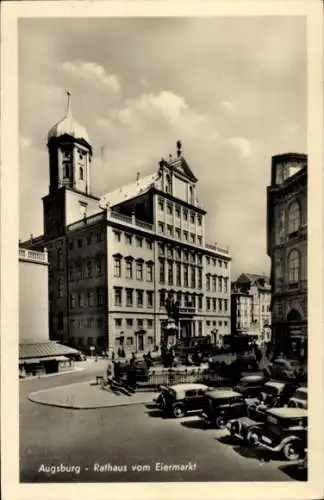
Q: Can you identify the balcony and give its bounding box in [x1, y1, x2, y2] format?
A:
[19, 247, 48, 264]
[205, 243, 230, 255]
[179, 306, 196, 315]
[109, 210, 153, 232]
[67, 212, 106, 232]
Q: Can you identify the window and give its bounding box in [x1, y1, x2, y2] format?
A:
[86, 260, 93, 278]
[184, 293, 190, 307]
[97, 231, 104, 242]
[288, 250, 300, 283]
[183, 209, 188, 221]
[167, 225, 173, 237]
[86, 235, 92, 246]
[288, 201, 301, 234]
[158, 243, 165, 256]
[224, 261, 228, 269]
[176, 263, 181, 286]
[206, 320, 210, 326]
[176, 292, 182, 305]
[184, 265, 189, 287]
[206, 256, 210, 265]
[190, 212, 195, 224]
[159, 259, 165, 283]
[198, 321, 202, 335]
[213, 298, 217, 311]
[175, 206, 181, 218]
[197, 269, 202, 289]
[158, 222, 165, 234]
[158, 198, 164, 211]
[70, 294, 76, 309]
[206, 275, 211, 291]
[125, 234, 132, 245]
[127, 337, 134, 345]
[213, 320, 217, 326]
[147, 319, 153, 328]
[197, 254, 202, 265]
[88, 292, 94, 307]
[218, 276, 222, 292]
[219, 259, 223, 267]
[137, 319, 143, 328]
[69, 240, 74, 251]
[79, 166, 84, 180]
[212, 275, 217, 292]
[167, 246, 173, 258]
[146, 262, 153, 282]
[197, 236, 202, 245]
[114, 257, 121, 277]
[224, 277, 228, 293]
[113, 230, 121, 242]
[218, 299, 223, 311]
[63, 164, 70, 179]
[159, 291, 166, 308]
[191, 267, 196, 288]
[165, 174, 172, 194]
[148, 336, 153, 344]
[115, 318, 122, 328]
[126, 319, 133, 328]
[175, 228, 181, 239]
[79, 292, 85, 307]
[183, 231, 188, 241]
[77, 239, 83, 248]
[147, 291, 153, 308]
[114, 288, 122, 306]
[96, 259, 102, 276]
[123, 259, 132, 279]
[126, 288, 133, 306]
[206, 297, 211, 311]
[176, 248, 181, 260]
[197, 214, 202, 226]
[168, 261, 173, 285]
[190, 233, 195, 244]
[136, 261, 143, 281]
[136, 237, 143, 248]
[167, 203, 173, 215]
[198, 295, 202, 310]
[137, 290, 144, 307]
[146, 239, 153, 249]
[189, 186, 194, 204]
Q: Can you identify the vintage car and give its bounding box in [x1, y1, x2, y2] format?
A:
[154, 383, 210, 418]
[258, 381, 298, 407]
[200, 389, 247, 429]
[258, 408, 307, 461]
[287, 387, 307, 409]
[264, 358, 300, 380]
[234, 374, 268, 399]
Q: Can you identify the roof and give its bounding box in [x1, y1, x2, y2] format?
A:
[47, 93, 90, 144]
[19, 341, 81, 359]
[207, 389, 242, 399]
[169, 383, 208, 392]
[267, 408, 308, 418]
[100, 172, 159, 208]
[237, 273, 270, 284]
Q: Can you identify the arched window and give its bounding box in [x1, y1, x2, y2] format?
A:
[79, 166, 84, 180]
[288, 250, 300, 284]
[165, 174, 172, 194]
[288, 201, 301, 234]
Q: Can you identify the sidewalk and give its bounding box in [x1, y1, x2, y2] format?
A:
[28, 381, 157, 410]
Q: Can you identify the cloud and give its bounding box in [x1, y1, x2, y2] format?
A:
[220, 100, 236, 114]
[227, 136, 252, 159]
[61, 61, 120, 93]
[134, 90, 188, 124]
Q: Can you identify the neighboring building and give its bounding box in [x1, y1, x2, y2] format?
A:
[19, 245, 80, 376]
[231, 273, 272, 345]
[22, 93, 231, 355]
[267, 152, 307, 360]
[19, 246, 49, 342]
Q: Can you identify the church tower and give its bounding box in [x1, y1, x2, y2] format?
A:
[43, 91, 99, 240]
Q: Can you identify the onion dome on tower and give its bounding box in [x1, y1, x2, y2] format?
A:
[47, 91, 91, 148]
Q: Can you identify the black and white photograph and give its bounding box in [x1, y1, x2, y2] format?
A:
[1, 2, 323, 500]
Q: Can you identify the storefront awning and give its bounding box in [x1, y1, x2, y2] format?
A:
[20, 355, 70, 364]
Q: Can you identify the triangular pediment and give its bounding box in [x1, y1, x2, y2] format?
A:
[170, 157, 198, 182]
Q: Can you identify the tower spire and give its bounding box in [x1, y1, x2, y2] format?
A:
[66, 90, 72, 117]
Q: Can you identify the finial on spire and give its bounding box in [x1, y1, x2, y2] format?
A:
[136, 171, 140, 183]
[66, 90, 72, 116]
[177, 140, 182, 157]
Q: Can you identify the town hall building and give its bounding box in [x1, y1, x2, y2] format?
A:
[22, 93, 231, 355]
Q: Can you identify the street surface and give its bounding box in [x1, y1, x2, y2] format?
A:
[20, 360, 300, 483]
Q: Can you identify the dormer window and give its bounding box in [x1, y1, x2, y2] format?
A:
[79, 166, 84, 180]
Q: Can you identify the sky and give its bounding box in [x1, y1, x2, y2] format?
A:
[18, 16, 306, 279]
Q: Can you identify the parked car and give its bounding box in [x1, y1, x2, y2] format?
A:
[234, 374, 268, 399]
[258, 407, 307, 461]
[154, 383, 210, 418]
[287, 387, 307, 409]
[264, 358, 300, 380]
[200, 389, 247, 429]
[258, 381, 298, 408]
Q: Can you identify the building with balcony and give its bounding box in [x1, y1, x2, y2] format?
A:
[266, 152, 307, 360]
[231, 273, 272, 346]
[22, 93, 231, 355]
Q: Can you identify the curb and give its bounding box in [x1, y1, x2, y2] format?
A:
[19, 367, 85, 381]
[27, 395, 152, 410]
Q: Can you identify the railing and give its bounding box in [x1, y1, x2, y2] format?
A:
[179, 307, 196, 315]
[135, 368, 228, 388]
[19, 247, 48, 264]
[136, 219, 153, 230]
[205, 243, 230, 255]
[110, 211, 132, 224]
[67, 212, 106, 232]
[109, 210, 154, 232]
